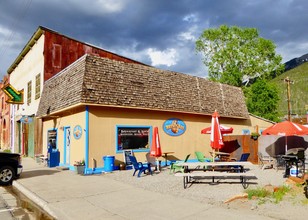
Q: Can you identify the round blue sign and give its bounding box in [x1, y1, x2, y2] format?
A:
[163, 118, 186, 136]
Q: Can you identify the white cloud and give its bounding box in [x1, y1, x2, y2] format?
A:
[68, 0, 125, 15]
[183, 14, 198, 23]
[277, 41, 308, 62]
[147, 48, 178, 67]
[178, 31, 196, 41]
[0, 24, 11, 37]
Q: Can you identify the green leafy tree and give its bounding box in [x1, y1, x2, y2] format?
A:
[196, 25, 284, 87]
[244, 79, 280, 121]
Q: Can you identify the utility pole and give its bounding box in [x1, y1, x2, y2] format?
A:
[284, 77, 293, 121]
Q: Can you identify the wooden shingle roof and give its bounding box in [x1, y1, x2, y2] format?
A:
[37, 54, 249, 118]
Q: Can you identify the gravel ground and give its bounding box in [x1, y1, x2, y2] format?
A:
[102, 164, 308, 220]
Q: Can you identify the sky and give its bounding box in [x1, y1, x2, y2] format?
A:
[0, 0, 308, 79]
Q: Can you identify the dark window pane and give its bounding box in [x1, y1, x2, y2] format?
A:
[117, 127, 149, 151]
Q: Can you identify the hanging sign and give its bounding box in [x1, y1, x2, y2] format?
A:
[163, 118, 186, 136]
[2, 83, 24, 104]
[20, 116, 33, 124]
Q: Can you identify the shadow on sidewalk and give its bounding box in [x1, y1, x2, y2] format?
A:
[20, 170, 61, 179]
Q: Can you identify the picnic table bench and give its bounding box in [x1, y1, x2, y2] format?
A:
[174, 161, 257, 189]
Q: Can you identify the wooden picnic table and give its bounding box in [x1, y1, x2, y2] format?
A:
[162, 151, 174, 166]
[174, 161, 256, 189]
[209, 151, 231, 161]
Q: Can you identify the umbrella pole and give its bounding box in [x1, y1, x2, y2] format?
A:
[156, 158, 160, 172]
[285, 136, 288, 154]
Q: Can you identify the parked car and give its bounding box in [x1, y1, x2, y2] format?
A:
[0, 152, 23, 185]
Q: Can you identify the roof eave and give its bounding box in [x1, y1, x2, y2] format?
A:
[37, 102, 249, 120]
[7, 27, 44, 74]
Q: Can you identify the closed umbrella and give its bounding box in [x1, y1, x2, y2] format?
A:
[209, 111, 224, 161]
[150, 127, 162, 171]
[262, 120, 308, 154]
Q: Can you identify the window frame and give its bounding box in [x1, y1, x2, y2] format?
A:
[115, 125, 152, 154]
[35, 73, 41, 100]
[27, 81, 32, 105]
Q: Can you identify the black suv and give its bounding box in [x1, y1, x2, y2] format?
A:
[0, 152, 23, 185]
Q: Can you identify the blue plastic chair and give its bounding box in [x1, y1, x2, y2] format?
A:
[129, 155, 152, 178]
[230, 153, 250, 172]
[239, 153, 250, 161]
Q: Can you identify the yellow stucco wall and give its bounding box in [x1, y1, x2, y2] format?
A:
[42, 110, 86, 166]
[88, 107, 274, 167]
[42, 106, 274, 169]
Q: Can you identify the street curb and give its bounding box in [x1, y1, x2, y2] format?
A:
[13, 181, 58, 219]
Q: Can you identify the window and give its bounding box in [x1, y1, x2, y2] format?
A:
[52, 44, 62, 68]
[27, 81, 32, 104]
[35, 74, 41, 99]
[47, 129, 57, 150]
[116, 126, 151, 152]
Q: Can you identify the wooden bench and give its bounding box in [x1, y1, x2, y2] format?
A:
[175, 171, 257, 189]
[186, 167, 244, 173]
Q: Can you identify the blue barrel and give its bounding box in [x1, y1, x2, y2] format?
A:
[103, 155, 115, 172]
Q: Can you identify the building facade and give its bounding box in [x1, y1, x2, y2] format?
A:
[0, 76, 11, 150]
[36, 54, 273, 172]
[5, 26, 146, 156]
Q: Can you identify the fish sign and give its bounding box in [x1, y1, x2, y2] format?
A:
[2, 84, 24, 104]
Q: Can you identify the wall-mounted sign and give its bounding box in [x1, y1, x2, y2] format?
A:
[163, 118, 186, 136]
[2, 83, 24, 104]
[73, 125, 82, 139]
[20, 115, 33, 124]
[123, 150, 133, 166]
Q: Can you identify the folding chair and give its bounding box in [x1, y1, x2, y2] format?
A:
[258, 152, 277, 170]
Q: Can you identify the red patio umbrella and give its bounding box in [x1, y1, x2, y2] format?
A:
[201, 125, 233, 134]
[209, 111, 224, 161]
[150, 127, 162, 171]
[262, 120, 308, 154]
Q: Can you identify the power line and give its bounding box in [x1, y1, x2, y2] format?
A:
[0, 0, 32, 66]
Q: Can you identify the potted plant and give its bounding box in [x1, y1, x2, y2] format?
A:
[74, 159, 85, 174]
[251, 132, 260, 140]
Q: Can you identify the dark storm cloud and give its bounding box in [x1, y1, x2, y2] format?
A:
[1, 0, 308, 78]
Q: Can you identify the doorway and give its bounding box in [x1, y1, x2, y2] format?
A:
[64, 127, 71, 165]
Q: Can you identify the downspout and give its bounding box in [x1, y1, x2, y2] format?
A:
[85, 106, 89, 173]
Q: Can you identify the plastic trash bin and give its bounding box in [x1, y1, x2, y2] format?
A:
[103, 155, 115, 172]
[48, 150, 60, 167]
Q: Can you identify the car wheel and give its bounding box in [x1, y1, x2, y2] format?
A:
[0, 166, 15, 185]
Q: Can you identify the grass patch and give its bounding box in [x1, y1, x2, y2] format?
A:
[246, 187, 271, 200]
[245, 185, 293, 204]
[272, 185, 290, 203]
[271, 62, 308, 118]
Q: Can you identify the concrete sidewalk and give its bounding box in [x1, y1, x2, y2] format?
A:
[13, 157, 274, 220]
